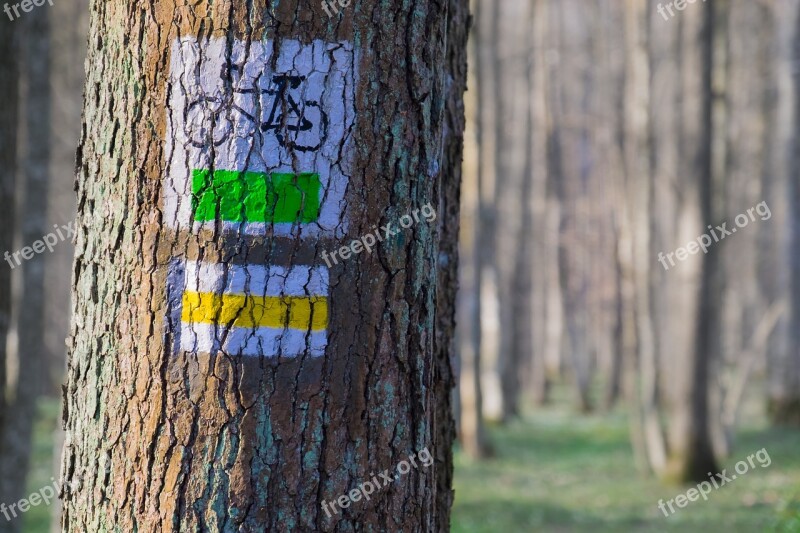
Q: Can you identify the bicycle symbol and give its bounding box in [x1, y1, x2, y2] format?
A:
[184, 70, 328, 152]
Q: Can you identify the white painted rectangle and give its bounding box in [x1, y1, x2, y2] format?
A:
[164, 37, 358, 237]
[168, 260, 330, 358]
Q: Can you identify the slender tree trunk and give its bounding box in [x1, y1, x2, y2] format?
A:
[622, 0, 722, 483]
[762, 0, 794, 428]
[592, 0, 626, 412]
[0, 7, 51, 526]
[61, 2, 466, 530]
[49, 2, 90, 529]
[46, 0, 88, 394]
[548, 0, 593, 413]
[508, 0, 536, 419]
[458, 0, 489, 460]
[661, 0, 720, 483]
[490, 0, 521, 421]
[432, 0, 470, 527]
[526, 0, 551, 407]
[778, 0, 800, 427]
[623, 0, 666, 475]
[473, 0, 503, 421]
[0, 2, 20, 462]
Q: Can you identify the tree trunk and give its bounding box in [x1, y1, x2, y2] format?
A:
[61, 2, 466, 530]
[768, 0, 800, 426]
[49, 2, 90, 529]
[762, 0, 794, 426]
[432, 0, 470, 527]
[0, 7, 51, 525]
[773, 0, 800, 427]
[527, 0, 551, 408]
[0, 0, 19, 462]
[661, 0, 720, 483]
[508, 0, 537, 419]
[548, 0, 593, 413]
[622, 0, 666, 475]
[457, 0, 489, 460]
[46, 0, 88, 395]
[629, 0, 719, 483]
[473, 0, 503, 422]
[498, 0, 533, 422]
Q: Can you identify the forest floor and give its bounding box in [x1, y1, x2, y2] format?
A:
[19, 387, 800, 532]
[451, 388, 800, 533]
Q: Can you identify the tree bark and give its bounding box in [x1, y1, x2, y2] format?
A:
[432, 0, 470, 527]
[61, 2, 466, 530]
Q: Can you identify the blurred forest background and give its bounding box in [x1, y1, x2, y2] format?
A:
[0, 0, 799, 532]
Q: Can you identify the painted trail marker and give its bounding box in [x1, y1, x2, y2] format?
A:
[164, 37, 357, 238]
[170, 260, 330, 358]
[191, 169, 322, 226]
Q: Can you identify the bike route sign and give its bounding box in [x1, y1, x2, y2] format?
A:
[164, 37, 357, 238]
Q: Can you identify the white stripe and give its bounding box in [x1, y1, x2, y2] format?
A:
[180, 323, 326, 358]
[183, 261, 329, 297]
[193, 218, 345, 237]
[164, 37, 357, 237]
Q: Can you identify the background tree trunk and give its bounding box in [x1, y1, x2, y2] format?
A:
[508, 0, 536, 419]
[762, 0, 795, 428]
[473, 0, 503, 421]
[432, 0, 470, 528]
[622, 0, 666, 476]
[0, 2, 20, 460]
[49, 2, 89, 529]
[527, 0, 551, 407]
[639, 0, 720, 482]
[779, 0, 800, 426]
[662, 0, 720, 483]
[0, 7, 51, 526]
[61, 1, 466, 530]
[458, 0, 489, 460]
[548, 0, 594, 413]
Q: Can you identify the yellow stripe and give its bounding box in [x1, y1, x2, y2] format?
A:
[181, 292, 328, 331]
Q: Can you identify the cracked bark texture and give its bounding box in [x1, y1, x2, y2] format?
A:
[61, 1, 466, 531]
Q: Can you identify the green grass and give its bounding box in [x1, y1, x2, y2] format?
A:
[20, 398, 61, 532]
[452, 403, 800, 533]
[20, 391, 800, 533]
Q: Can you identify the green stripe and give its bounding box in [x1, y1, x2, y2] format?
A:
[191, 170, 321, 224]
